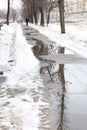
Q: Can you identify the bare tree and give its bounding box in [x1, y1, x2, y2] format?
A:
[22, 0, 37, 23]
[58, 0, 65, 33]
[10, 8, 17, 22]
[21, 0, 65, 29]
[38, 0, 45, 26]
[32, 0, 39, 24]
[22, 0, 30, 18]
[46, 0, 58, 26]
[22, 0, 45, 25]
[7, 0, 10, 25]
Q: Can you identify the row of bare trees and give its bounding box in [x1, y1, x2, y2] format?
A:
[21, 0, 65, 32]
[6, 0, 17, 25]
[22, 0, 57, 26]
[6, 0, 65, 33]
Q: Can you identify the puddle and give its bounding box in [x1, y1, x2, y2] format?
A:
[31, 36, 87, 130]
[0, 24, 83, 130]
[27, 40, 37, 47]
[32, 40, 48, 59]
[25, 36, 33, 40]
[39, 46, 87, 64]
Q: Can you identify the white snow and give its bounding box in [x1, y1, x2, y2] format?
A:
[0, 23, 50, 130]
[0, 20, 87, 130]
[29, 21, 87, 58]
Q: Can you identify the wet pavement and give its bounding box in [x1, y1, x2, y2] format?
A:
[0, 24, 87, 130]
[22, 25, 87, 130]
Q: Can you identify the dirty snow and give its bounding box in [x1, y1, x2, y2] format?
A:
[0, 20, 87, 130]
[0, 23, 50, 130]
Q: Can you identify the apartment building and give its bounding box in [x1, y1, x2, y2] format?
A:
[50, 0, 87, 22]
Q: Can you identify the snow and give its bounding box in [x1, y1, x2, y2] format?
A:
[0, 23, 50, 130]
[29, 21, 87, 58]
[40, 54, 87, 64]
[28, 20, 87, 130]
[0, 20, 87, 130]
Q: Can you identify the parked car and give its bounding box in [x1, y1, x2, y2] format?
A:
[0, 19, 7, 24]
[0, 20, 3, 24]
[2, 19, 7, 24]
[0, 21, 3, 30]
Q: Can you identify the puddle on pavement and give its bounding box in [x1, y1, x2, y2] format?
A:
[0, 25, 83, 130]
[31, 36, 87, 130]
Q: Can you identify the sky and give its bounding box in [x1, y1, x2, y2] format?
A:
[0, 0, 7, 9]
[0, 0, 21, 10]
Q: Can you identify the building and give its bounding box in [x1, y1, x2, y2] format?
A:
[50, 0, 87, 22]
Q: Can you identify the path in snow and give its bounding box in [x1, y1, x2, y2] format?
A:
[26, 22, 87, 130]
[0, 24, 52, 130]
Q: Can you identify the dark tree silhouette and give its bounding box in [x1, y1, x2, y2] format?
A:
[7, 0, 10, 25]
[58, 0, 65, 33]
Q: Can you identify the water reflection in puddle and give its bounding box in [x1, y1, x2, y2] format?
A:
[32, 39, 87, 130]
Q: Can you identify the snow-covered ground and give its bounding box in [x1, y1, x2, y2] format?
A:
[29, 21, 87, 58]
[0, 24, 51, 130]
[0, 20, 87, 130]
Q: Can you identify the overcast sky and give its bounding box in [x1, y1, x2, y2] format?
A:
[0, 0, 7, 9]
[0, 0, 21, 10]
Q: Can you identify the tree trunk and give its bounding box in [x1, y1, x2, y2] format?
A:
[58, 47, 65, 85]
[57, 47, 65, 130]
[30, 6, 33, 23]
[39, 7, 44, 26]
[58, 0, 65, 33]
[47, 9, 51, 26]
[7, 0, 10, 25]
[30, 15, 33, 23]
[34, 11, 38, 24]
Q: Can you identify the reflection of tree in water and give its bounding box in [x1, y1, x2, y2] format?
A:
[32, 40, 48, 59]
[57, 47, 69, 130]
[32, 43, 69, 130]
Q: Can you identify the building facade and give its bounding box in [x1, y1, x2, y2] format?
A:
[50, 0, 87, 22]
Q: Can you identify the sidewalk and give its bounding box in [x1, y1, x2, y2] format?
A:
[1, 23, 87, 130]
[0, 23, 52, 130]
[25, 23, 87, 130]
